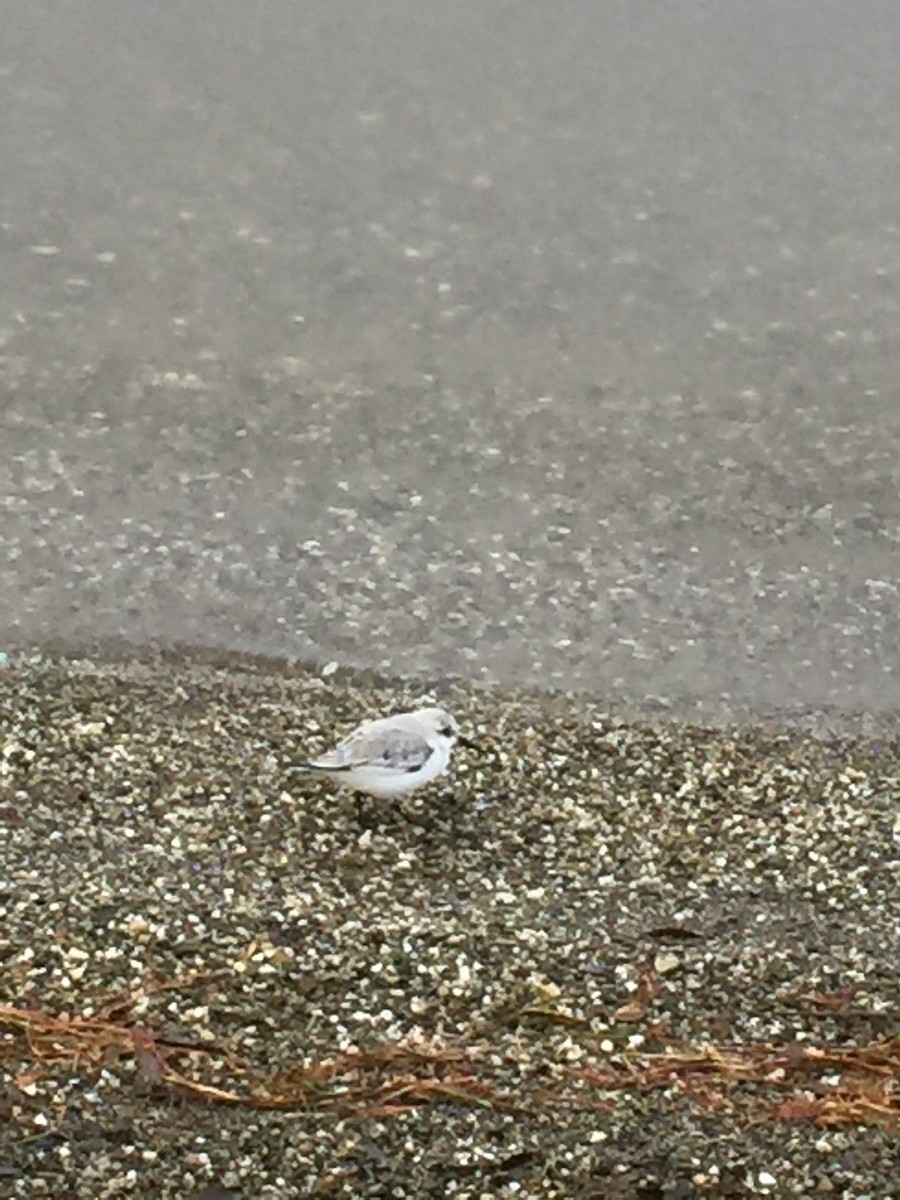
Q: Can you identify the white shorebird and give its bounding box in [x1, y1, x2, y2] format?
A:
[295, 706, 470, 805]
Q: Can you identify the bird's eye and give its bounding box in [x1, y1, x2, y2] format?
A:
[439, 724, 456, 738]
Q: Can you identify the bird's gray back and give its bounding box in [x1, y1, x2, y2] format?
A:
[336, 723, 434, 771]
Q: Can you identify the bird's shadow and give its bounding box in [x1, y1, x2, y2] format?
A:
[354, 787, 502, 846]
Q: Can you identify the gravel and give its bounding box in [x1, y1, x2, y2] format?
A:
[2, 645, 899, 1198]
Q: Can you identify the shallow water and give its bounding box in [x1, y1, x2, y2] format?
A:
[3, 1, 900, 724]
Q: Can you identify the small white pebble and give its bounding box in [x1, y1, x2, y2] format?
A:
[654, 951, 681, 974]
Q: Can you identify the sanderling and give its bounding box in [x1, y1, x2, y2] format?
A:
[294, 706, 469, 803]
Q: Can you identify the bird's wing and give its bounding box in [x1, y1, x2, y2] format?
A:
[310, 725, 434, 773]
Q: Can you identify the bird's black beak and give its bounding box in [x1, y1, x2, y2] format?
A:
[457, 733, 479, 750]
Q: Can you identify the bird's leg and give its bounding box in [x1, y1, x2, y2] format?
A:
[354, 793, 374, 828]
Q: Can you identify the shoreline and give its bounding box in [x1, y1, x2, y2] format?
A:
[4, 636, 900, 741]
